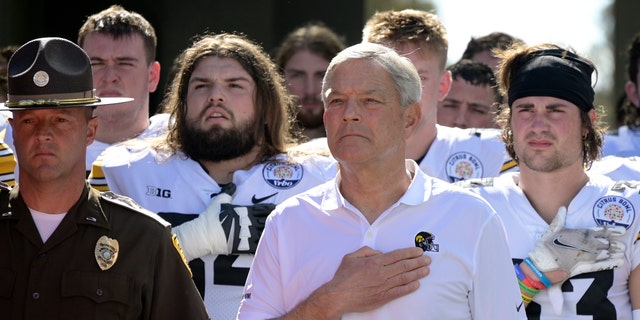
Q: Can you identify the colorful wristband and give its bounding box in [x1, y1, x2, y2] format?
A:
[522, 275, 546, 291]
[518, 279, 539, 296]
[521, 293, 534, 304]
[524, 257, 552, 288]
[516, 262, 546, 290]
[514, 262, 526, 280]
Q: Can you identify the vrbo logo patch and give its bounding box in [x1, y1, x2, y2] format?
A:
[146, 186, 172, 198]
[262, 161, 303, 189]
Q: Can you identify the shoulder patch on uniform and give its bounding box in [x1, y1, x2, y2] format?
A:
[262, 161, 304, 189]
[611, 180, 640, 192]
[593, 195, 635, 229]
[100, 191, 170, 227]
[455, 177, 494, 188]
[445, 152, 485, 182]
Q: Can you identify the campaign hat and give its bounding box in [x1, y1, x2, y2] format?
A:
[0, 37, 132, 110]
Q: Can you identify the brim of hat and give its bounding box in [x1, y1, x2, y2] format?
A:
[0, 97, 134, 111]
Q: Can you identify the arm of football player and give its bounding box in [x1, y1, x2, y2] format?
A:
[171, 186, 235, 261]
[274, 247, 431, 319]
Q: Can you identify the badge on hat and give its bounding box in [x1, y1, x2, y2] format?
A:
[32, 71, 49, 87]
[95, 235, 119, 271]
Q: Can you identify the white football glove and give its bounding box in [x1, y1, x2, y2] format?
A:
[528, 206, 626, 280]
[172, 184, 236, 261]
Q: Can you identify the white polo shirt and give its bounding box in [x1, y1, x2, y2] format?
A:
[239, 160, 525, 319]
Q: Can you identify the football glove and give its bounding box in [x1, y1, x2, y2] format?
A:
[171, 184, 236, 261]
[219, 202, 275, 254]
[528, 206, 626, 280]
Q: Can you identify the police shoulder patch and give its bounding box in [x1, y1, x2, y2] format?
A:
[100, 191, 170, 227]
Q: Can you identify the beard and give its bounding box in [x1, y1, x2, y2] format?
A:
[180, 115, 258, 162]
[518, 151, 564, 173]
[514, 134, 582, 173]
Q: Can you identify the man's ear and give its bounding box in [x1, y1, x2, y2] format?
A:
[404, 102, 422, 138]
[438, 70, 452, 102]
[148, 61, 161, 93]
[625, 80, 640, 108]
[86, 116, 98, 147]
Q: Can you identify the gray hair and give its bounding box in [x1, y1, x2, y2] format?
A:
[321, 42, 421, 108]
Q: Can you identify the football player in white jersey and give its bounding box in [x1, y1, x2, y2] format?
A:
[2, 6, 170, 180]
[78, 5, 167, 177]
[240, 41, 525, 319]
[459, 43, 640, 319]
[603, 32, 640, 157]
[361, 9, 516, 182]
[89, 33, 337, 319]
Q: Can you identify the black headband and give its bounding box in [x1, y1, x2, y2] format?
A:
[507, 49, 595, 112]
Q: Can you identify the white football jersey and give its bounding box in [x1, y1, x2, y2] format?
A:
[603, 126, 640, 157]
[86, 113, 169, 174]
[589, 155, 640, 181]
[93, 142, 338, 319]
[418, 125, 516, 182]
[459, 172, 640, 319]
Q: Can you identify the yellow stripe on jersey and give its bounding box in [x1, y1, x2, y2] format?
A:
[0, 142, 16, 186]
[88, 158, 110, 192]
[500, 159, 518, 173]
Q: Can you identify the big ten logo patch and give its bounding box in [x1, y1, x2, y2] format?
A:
[262, 161, 303, 189]
[146, 186, 172, 198]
